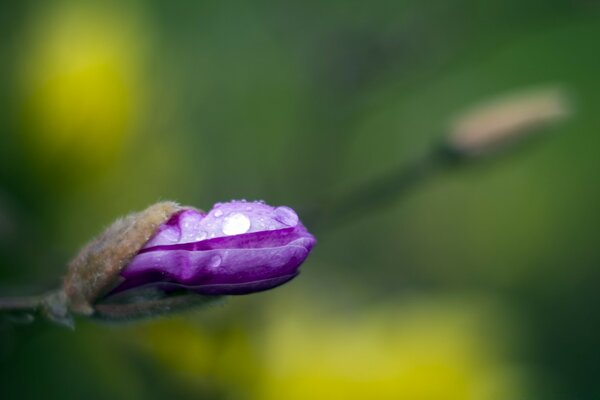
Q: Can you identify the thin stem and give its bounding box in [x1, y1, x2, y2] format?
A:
[306, 144, 460, 233]
[0, 290, 73, 327]
[0, 294, 45, 314]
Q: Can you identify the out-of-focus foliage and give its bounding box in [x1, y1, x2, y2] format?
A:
[11, 3, 146, 188]
[257, 296, 525, 400]
[18, 5, 141, 169]
[1, 0, 599, 399]
[121, 294, 527, 400]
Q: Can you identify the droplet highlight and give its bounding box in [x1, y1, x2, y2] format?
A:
[222, 212, 251, 235]
[194, 231, 207, 241]
[208, 255, 222, 268]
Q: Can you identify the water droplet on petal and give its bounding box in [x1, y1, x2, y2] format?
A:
[194, 231, 207, 241]
[214, 209, 223, 217]
[275, 206, 299, 226]
[222, 212, 251, 235]
[208, 255, 222, 268]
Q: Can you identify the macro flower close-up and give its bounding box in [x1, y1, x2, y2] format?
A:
[58, 200, 315, 322]
[1, 1, 599, 400]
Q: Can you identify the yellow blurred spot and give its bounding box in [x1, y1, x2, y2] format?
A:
[17, 3, 144, 176]
[259, 297, 526, 400]
[127, 297, 528, 400]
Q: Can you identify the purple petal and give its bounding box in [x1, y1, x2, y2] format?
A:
[109, 201, 316, 297]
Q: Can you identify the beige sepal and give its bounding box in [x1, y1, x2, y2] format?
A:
[63, 201, 183, 316]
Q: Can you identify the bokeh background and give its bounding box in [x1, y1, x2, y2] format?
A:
[1, 1, 599, 399]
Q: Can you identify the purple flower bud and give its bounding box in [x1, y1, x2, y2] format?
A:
[111, 201, 316, 296]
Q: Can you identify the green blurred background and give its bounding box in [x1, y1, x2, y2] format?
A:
[1, 1, 599, 399]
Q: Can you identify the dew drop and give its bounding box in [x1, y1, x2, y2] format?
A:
[275, 206, 299, 226]
[257, 217, 267, 229]
[222, 212, 251, 235]
[194, 231, 207, 241]
[214, 209, 223, 217]
[208, 255, 222, 268]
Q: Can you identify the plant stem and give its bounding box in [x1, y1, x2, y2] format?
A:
[0, 290, 73, 327]
[306, 144, 460, 233]
[0, 294, 45, 314]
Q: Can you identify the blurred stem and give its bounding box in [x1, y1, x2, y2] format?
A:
[0, 294, 45, 314]
[306, 87, 570, 233]
[0, 290, 72, 327]
[307, 143, 461, 233]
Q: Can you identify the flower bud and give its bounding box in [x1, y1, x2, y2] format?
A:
[63, 200, 316, 321]
[112, 201, 316, 295]
[447, 87, 570, 157]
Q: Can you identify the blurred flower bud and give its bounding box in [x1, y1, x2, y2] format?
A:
[62, 200, 315, 321]
[447, 87, 571, 157]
